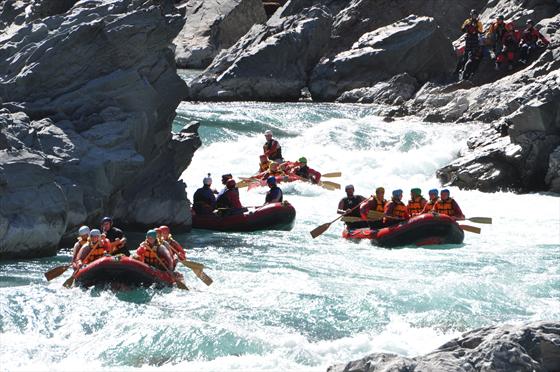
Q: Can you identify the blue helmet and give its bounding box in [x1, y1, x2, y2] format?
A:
[392, 189, 403, 197]
[441, 188, 450, 195]
[267, 176, 277, 185]
[428, 188, 439, 196]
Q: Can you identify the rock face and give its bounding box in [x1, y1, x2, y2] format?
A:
[309, 15, 454, 101]
[174, 0, 267, 69]
[328, 321, 560, 372]
[188, 6, 333, 101]
[0, 0, 201, 260]
[336, 73, 419, 105]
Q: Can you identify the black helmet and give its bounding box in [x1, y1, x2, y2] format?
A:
[221, 173, 232, 184]
[470, 9, 478, 16]
[526, 19, 533, 25]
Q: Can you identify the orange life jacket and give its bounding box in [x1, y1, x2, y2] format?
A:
[408, 196, 426, 215]
[139, 242, 167, 270]
[434, 198, 457, 216]
[83, 241, 107, 264]
[259, 162, 269, 172]
[373, 197, 386, 213]
[390, 201, 408, 219]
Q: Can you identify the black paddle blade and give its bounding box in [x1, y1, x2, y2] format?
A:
[44, 264, 71, 281]
[310, 223, 330, 239]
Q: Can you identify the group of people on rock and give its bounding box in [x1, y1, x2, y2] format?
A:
[456, 9, 550, 79]
[71, 217, 186, 272]
[337, 185, 465, 230]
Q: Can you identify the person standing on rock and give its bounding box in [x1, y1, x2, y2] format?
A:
[455, 9, 483, 77]
[193, 174, 217, 215]
[100, 216, 129, 256]
[72, 226, 90, 265]
[421, 189, 440, 214]
[433, 189, 465, 221]
[263, 130, 283, 163]
[486, 15, 508, 56]
[216, 179, 244, 216]
[264, 176, 283, 204]
[338, 185, 367, 230]
[407, 188, 427, 217]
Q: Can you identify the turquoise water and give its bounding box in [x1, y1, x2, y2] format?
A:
[1, 74, 559, 371]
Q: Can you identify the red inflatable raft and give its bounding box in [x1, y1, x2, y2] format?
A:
[247, 174, 302, 190]
[74, 256, 176, 288]
[343, 213, 464, 248]
[192, 202, 296, 232]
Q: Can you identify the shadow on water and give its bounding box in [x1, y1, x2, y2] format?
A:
[86, 284, 163, 304]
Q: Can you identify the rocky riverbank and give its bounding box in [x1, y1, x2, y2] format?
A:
[0, 0, 200, 260]
[328, 321, 560, 372]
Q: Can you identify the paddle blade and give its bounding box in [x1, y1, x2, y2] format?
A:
[459, 224, 481, 234]
[321, 172, 341, 178]
[44, 264, 71, 281]
[195, 270, 213, 286]
[367, 210, 385, 220]
[175, 279, 189, 290]
[341, 216, 363, 223]
[320, 181, 341, 190]
[467, 217, 492, 224]
[182, 260, 205, 271]
[310, 223, 331, 239]
[62, 274, 76, 288]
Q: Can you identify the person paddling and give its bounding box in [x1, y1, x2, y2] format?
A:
[384, 189, 410, 224]
[265, 176, 283, 204]
[74, 229, 111, 269]
[193, 174, 217, 215]
[159, 225, 187, 269]
[216, 179, 244, 215]
[432, 189, 465, 221]
[359, 187, 387, 219]
[134, 229, 174, 271]
[338, 185, 367, 229]
[100, 216, 129, 256]
[72, 226, 90, 265]
[293, 157, 321, 184]
[258, 155, 271, 172]
[421, 189, 439, 214]
[407, 188, 427, 217]
[263, 130, 283, 163]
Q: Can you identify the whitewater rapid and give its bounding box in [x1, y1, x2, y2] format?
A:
[1, 95, 559, 371]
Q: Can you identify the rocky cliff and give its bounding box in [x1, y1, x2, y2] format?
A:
[0, 0, 200, 260]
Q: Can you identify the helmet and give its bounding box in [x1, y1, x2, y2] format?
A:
[526, 19, 533, 25]
[411, 188, 421, 195]
[159, 225, 170, 234]
[470, 9, 478, 16]
[428, 188, 439, 196]
[221, 174, 232, 184]
[441, 188, 450, 194]
[78, 226, 90, 236]
[90, 229, 101, 237]
[345, 184, 354, 191]
[392, 189, 403, 197]
[267, 176, 277, 185]
[498, 15, 504, 20]
[226, 179, 236, 189]
[101, 216, 112, 224]
[203, 173, 212, 186]
[155, 227, 162, 233]
[375, 187, 385, 193]
[264, 130, 273, 136]
[298, 157, 307, 164]
[146, 229, 157, 239]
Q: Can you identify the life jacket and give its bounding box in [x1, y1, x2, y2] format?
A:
[217, 188, 242, 209]
[407, 196, 426, 215]
[295, 166, 309, 178]
[139, 242, 167, 270]
[82, 240, 107, 264]
[259, 162, 270, 172]
[387, 200, 408, 219]
[373, 197, 386, 213]
[265, 186, 283, 203]
[342, 196, 364, 217]
[263, 140, 282, 160]
[434, 198, 457, 216]
[463, 18, 481, 35]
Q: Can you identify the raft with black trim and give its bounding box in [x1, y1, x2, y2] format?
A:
[192, 201, 296, 232]
[73, 256, 177, 287]
[342, 213, 464, 247]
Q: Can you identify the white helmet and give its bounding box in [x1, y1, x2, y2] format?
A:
[90, 229, 101, 237]
[203, 173, 212, 186]
[264, 130, 273, 136]
[78, 226, 90, 236]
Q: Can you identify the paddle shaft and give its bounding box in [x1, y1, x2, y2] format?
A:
[148, 245, 188, 290]
[165, 243, 213, 286]
[63, 240, 100, 287]
[310, 196, 373, 238]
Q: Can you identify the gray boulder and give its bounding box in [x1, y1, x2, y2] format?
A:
[0, 0, 201, 259]
[174, 0, 267, 69]
[336, 73, 419, 104]
[309, 15, 455, 101]
[328, 321, 560, 372]
[188, 5, 333, 101]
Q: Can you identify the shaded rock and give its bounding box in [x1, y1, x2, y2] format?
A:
[328, 321, 560, 372]
[336, 73, 418, 104]
[309, 15, 455, 101]
[545, 146, 560, 193]
[174, 0, 267, 68]
[0, 0, 201, 259]
[188, 5, 332, 101]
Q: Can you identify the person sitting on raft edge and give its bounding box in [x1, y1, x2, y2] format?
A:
[432, 189, 465, 221]
[338, 184, 367, 230]
[193, 174, 217, 215]
[74, 229, 111, 269]
[72, 225, 90, 265]
[384, 189, 410, 224]
[293, 157, 321, 184]
[101, 216, 129, 256]
[263, 130, 283, 163]
[216, 178, 244, 216]
[407, 188, 427, 217]
[265, 176, 283, 204]
[134, 229, 174, 271]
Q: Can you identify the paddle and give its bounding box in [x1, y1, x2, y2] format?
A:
[45, 264, 71, 281]
[166, 243, 213, 286]
[459, 224, 481, 234]
[150, 246, 189, 290]
[310, 196, 372, 238]
[63, 241, 100, 288]
[319, 180, 341, 190]
[321, 172, 341, 178]
[466, 217, 492, 224]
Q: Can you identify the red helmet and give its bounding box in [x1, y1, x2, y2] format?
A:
[159, 225, 170, 234]
[155, 227, 162, 233]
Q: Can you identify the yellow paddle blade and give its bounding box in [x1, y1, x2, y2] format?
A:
[175, 278, 189, 290]
[459, 224, 481, 234]
[321, 172, 341, 178]
[341, 216, 363, 223]
[195, 269, 213, 286]
[44, 264, 71, 281]
[320, 181, 341, 190]
[467, 217, 492, 224]
[62, 274, 76, 288]
[367, 210, 385, 219]
[310, 223, 331, 238]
